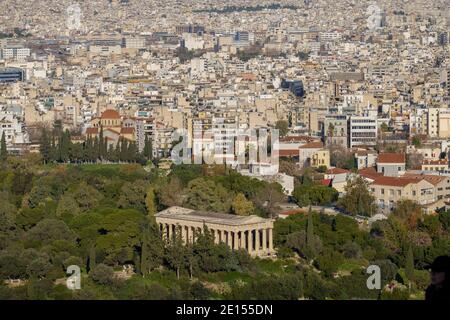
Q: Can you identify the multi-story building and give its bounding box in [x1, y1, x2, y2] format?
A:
[376, 153, 406, 177]
[348, 114, 377, 148]
[0, 47, 30, 61]
[135, 117, 155, 153]
[0, 67, 25, 83]
[427, 108, 439, 137]
[298, 141, 328, 168]
[310, 149, 330, 168]
[370, 176, 437, 214]
[421, 159, 448, 172]
[323, 114, 348, 147]
[355, 150, 378, 169]
[122, 37, 146, 49]
[0, 106, 29, 153]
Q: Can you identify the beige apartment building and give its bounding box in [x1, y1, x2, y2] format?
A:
[421, 159, 448, 172]
[311, 149, 330, 169]
[426, 107, 450, 138]
[403, 173, 450, 201]
[370, 176, 437, 213]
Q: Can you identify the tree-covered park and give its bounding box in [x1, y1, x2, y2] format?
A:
[0, 155, 448, 299]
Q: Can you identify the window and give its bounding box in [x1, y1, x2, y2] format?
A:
[381, 188, 384, 195]
[390, 189, 394, 196]
[412, 191, 416, 196]
[397, 190, 401, 196]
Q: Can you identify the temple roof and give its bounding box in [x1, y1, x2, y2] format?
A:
[155, 206, 271, 226]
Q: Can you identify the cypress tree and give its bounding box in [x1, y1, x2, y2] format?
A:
[93, 136, 99, 162]
[128, 141, 138, 162]
[107, 143, 114, 162]
[88, 246, 96, 273]
[59, 130, 71, 162]
[141, 222, 164, 276]
[50, 133, 56, 162]
[39, 129, 51, 163]
[143, 134, 153, 160]
[84, 136, 92, 163]
[306, 206, 315, 256]
[115, 139, 121, 163]
[134, 252, 141, 275]
[141, 226, 150, 276]
[0, 131, 7, 162]
[120, 138, 128, 162]
[405, 245, 415, 282]
[307, 206, 314, 243]
[99, 126, 105, 160]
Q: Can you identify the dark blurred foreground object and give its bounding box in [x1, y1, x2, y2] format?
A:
[425, 256, 450, 302]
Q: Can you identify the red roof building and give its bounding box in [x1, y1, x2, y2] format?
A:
[377, 153, 406, 164]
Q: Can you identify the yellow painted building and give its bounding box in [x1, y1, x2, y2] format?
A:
[311, 149, 330, 169]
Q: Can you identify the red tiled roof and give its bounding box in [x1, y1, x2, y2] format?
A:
[85, 127, 98, 135]
[358, 167, 383, 179]
[120, 127, 135, 134]
[101, 109, 120, 119]
[326, 167, 350, 174]
[403, 173, 447, 186]
[377, 153, 406, 163]
[279, 210, 303, 216]
[279, 149, 299, 157]
[299, 142, 323, 149]
[280, 136, 315, 143]
[371, 176, 421, 187]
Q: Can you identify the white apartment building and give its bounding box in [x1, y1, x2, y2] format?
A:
[0, 107, 29, 151]
[349, 114, 378, 148]
[0, 47, 31, 61]
[428, 108, 439, 138]
[123, 37, 146, 49]
[183, 33, 204, 51]
[319, 32, 342, 42]
[190, 58, 207, 77]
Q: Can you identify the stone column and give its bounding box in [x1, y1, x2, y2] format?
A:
[168, 223, 173, 240]
[190, 226, 196, 242]
[159, 223, 164, 240]
[262, 228, 267, 253]
[181, 225, 187, 243]
[163, 223, 169, 241]
[214, 229, 220, 244]
[240, 231, 245, 249]
[233, 231, 239, 250]
[226, 231, 232, 249]
[213, 230, 218, 243]
[268, 228, 273, 253]
[247, 230, 253, 254]
[255, 228, 260, 254]
[185, 226, 189, 244]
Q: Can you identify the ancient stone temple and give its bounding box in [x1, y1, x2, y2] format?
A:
[155, 206, 275, 257]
